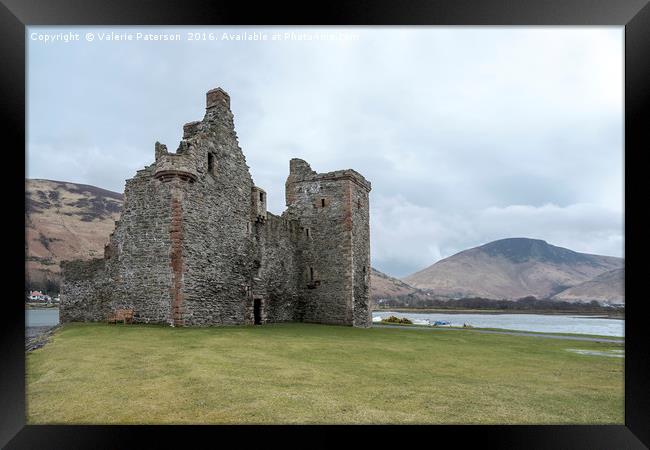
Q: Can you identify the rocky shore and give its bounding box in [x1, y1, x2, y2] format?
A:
[26, 325, 60, 352]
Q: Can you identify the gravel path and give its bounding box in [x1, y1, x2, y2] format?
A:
[373, 324, 624, 344]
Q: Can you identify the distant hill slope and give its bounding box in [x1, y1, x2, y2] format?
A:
[370, 268, 423, 300]
[403, 238, 623, 301]
[552, 268, 624, 304]
[25, 179, 123, 287]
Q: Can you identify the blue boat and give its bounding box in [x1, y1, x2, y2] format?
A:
[433, 320, 451, 326]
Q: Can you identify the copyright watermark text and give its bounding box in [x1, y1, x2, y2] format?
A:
[29, 30, 360, 44]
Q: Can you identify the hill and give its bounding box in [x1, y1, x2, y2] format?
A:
[369, 267, 427, 302]
[552, 268, 624, 304]
[25, 179, 123, 290]
[403, 238, 623, 301]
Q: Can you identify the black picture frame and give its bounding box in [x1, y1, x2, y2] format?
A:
[2, 0, 648, 448]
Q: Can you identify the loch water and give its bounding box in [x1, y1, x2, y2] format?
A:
[372, 311, 624, 337]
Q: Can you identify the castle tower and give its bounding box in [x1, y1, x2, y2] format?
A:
[84, 86, 255, 327]
[164, 86, 255, 326]
[285, 159, 372, 327]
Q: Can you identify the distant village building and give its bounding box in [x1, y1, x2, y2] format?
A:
[61, 87, 372, 327]
[28, 290, 51, 302]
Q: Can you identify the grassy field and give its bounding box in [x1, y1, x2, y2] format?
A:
[26, 322, 624, 424]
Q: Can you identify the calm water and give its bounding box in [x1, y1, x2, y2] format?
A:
[26, 308, 60, 327]
[372, 311, 624, 337]
[26, 308, 624, 337]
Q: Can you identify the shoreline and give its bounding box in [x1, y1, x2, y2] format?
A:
[373, 321, 624, 341]
[373, 307, 624, 319]
[25, 303, 59, 309]
[372, 323, 624, 343]
[26, 325, 60, 351]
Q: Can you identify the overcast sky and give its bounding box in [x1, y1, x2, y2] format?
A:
[27, 26, 624, 277]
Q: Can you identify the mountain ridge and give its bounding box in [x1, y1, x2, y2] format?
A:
[403, 237, 623, 302]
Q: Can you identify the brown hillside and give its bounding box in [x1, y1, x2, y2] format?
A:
[370, 267, 423, 301]
[25, 179, 123, 287]
[552, 268, 624, 304]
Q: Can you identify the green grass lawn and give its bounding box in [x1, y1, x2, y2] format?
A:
[26, 322, 623, 424]
[375, 323, 624, 341]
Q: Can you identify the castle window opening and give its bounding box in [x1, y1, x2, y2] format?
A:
[260, 192, 264, 202]
[310, 267, 314, 281]
[306, 228, 310, 237]
[253, 298, 262, 325]
[207, 152, 214, 174]
[321, 198, 326, 207]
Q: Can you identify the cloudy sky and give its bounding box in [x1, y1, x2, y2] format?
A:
[27, 26, 624, 277]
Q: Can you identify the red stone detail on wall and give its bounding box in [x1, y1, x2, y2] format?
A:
[170, 193, 184, 327]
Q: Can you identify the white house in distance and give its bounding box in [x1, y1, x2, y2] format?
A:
[27, 290, 59, 303]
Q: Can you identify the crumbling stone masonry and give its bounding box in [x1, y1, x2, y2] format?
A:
[60, 87, 372, 327]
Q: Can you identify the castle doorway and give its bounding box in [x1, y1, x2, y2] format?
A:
[253, 297, 262, 325]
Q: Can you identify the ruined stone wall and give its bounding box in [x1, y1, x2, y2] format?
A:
[59, 258, 112, 322]
[61, 87, 372, 328]
[253, 213, 302, 323]
[60, 167, 176, 324]
[104, 168, 175, 323]
[162, 87, 255, 326]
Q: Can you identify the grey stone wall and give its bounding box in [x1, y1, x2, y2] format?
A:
[350, 180, 372, 327]
[59, 258, 112, 322]
[106, 168, 175, 324]
[252, 213, 302, 323]
[60, 87, 371, 328]
[284, 160, 372, 327]
[172, 92, 255, 326]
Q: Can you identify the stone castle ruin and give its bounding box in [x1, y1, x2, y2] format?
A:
[60, 87, 372, 327]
